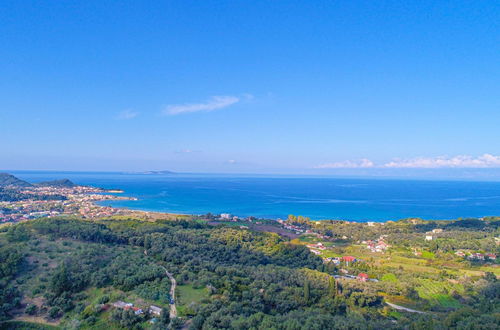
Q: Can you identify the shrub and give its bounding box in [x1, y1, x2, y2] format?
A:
[98, 295, 110, 304]
[25, 304, 37, 315]
[48, 306, 62, 319]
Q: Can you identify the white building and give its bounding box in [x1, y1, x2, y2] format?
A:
[149, 305, 162, 316]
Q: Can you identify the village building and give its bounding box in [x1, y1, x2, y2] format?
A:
[486, 253, 497, 260]
[365, 239, 390, 253]
[468, 253, 485, 260]
[112, 301, 133, 309]
[323, 257, 340, 265]
[357, 273, 369, 282]
[455, 251, 466, 257]
[133, 307, 144, 315]
[342, 256, 356, 266]
[149, 305, 162, 316]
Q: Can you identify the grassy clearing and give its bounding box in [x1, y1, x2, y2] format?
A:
[176, 284, 208, 317]
[177, 284, 207, 306]
[421, 251, 435, 259]
[381, 273, 398, 282]
[479, 265, 500, 276]
[297, 235, 321, 244]
[380, 261, 441, 274]
[390, 255, 428, 265]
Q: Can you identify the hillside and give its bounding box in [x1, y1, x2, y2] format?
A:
[35, 179, 76, 188]
[0, 173, 32, 188]
[0, 216, 498, 329]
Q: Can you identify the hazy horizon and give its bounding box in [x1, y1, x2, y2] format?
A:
[4, 168, 500, 182]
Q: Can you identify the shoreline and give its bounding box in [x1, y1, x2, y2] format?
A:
[98, 200, 497, 224]
[2, 172, 499, 224]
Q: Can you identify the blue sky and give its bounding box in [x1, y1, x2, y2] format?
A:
[1, 1, 499, 175]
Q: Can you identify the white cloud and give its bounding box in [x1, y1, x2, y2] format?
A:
[163, 95, 241, 115]
[116, 110, 139, 120]
[315, 158, 374, 169]
[383, 154, 500, 168]
[314, 154, 500, 169]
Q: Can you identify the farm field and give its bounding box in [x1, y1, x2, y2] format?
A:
[415, 279, 463, 308]
[288, 231, 499, 313]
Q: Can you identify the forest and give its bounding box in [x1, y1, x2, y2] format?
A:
[0, 216, 498, 329]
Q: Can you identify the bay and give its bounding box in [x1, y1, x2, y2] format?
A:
[11, 171, 500, 221]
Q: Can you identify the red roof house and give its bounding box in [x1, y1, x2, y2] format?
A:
[357, 273, 369, 282]
[342, 256, 356, 263]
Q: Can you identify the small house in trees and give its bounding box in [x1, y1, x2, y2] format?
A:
[357, 273, 369, 282]
[149, 305, 162, 316]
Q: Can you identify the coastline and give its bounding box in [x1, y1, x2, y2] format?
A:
[5, 171, 500, 223]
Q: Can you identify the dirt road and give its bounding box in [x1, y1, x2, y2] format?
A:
[386, 302, 426, 314]
[160, 266, 177, 319]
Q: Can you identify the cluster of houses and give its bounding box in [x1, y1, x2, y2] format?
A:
[333, 272, 378, 283]
[323, 255, 359, 266]
[0, 207, 62, 223]
[219, 213, 240, 221]
[425, 228, 444, 241]
[112, 301, 163, 317]
[276, 219, 306, 234]
[0, 185, 132, 224]
[362, 237, 390, 253]
[306, 242, 327, 255]
[454, 251, 497, 261]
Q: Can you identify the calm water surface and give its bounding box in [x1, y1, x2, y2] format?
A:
[11, 171, 500, 221]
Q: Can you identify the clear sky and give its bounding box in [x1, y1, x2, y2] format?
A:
[1, 1, 499, 175]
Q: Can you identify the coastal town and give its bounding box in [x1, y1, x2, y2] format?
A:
[0, 173, 134, 223]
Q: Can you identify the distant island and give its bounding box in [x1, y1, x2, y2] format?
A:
[131, 170, 176, 175]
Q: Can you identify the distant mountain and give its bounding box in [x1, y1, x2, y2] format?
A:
[133, 170, 176, 175]
[0, 173, 32, 188]
[35, 179, 76, 188]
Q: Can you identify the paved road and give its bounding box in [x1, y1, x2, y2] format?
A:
[386, 302, 426, 314]
[160, 266, 177, 319]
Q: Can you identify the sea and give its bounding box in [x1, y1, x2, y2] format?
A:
[10, 171, 500, 222]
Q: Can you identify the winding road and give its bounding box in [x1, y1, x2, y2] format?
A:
[385, 302, 426, 314]
[160, 266, 177, 319]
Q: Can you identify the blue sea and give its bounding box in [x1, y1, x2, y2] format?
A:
[10, 171, 500, 222]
